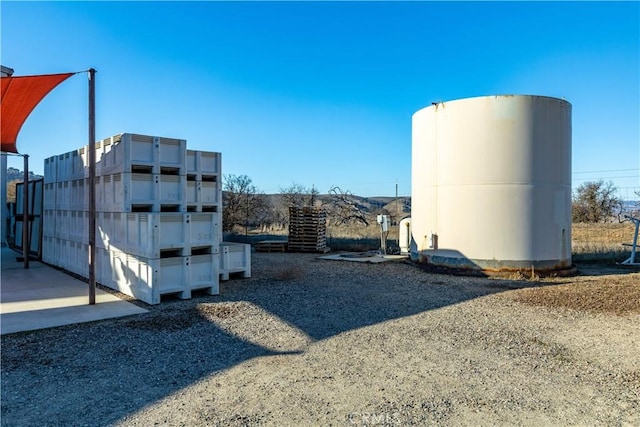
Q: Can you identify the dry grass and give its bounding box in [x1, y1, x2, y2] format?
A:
[234, 221, 638, 259]
[331, 222, 638, 255]
[572, 222, 636, 254]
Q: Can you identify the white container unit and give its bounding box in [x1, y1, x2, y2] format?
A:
[107, 250, 190, 305]
[95, 247, 112, 287]
[201, 181, 221, 205]
[186, 181, 222, 205]
[53, 237, 72, 272]
[54, 210, 70, 240]
[411, 95, 572, 274]
[99, 133, 187, 176]
[44, 156, 57, 184]
[219, 242, 251, 281]
[189, 213, 220, 247]
[189, 254, 220, 295]
[43, 183, 56, 210]
[186, 150, 221, 177]
[96, 212, 219, 257]
[42, 235, 55, 265]
[99, 172, 186, 212]
[55, 181, 70, 210]
[120, 213, 189, 258]
[97, 212, 126, 250]
[69, 147, 90, 180]
[42, 210, 56, 238]
[69, 211, 89, 244]
[186, 180, 198, 205]
[70, 178, 89, 211]
[68, 241, 89, 277]
[56, 152, 72, 183]
[40, 132, 233, 304]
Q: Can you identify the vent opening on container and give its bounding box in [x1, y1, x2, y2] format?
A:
[186, 205, 197, 212]
[131, 204, 153, 212]
[160, 249, 183, 258]
[201, 175, 217, 182]
[202, 205, 218, 212]
[191, 246, 213, 256]
[160, 167, 181, 176]
[187, 174, 197, 182]
[131, 165, 153, 174]
[160, 204, 181, 212]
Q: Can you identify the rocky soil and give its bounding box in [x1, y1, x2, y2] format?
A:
[1, 253, 638, 426]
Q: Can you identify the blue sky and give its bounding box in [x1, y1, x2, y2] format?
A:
[2, 1, 639, 198]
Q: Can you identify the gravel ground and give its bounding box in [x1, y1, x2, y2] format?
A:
[1, 252, 639, 426]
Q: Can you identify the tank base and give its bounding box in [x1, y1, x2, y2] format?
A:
[411, 253, 578, 278]
[413, 261, 578, 278]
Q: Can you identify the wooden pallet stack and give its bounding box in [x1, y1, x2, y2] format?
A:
[288, 207, 328, 252]
[254, 240, 288, 253]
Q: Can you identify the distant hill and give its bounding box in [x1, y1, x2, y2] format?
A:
[256, 193, 411, 217]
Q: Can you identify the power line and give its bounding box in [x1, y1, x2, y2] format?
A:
[573, 175, 639, 181]
[573, 168, 639, 175]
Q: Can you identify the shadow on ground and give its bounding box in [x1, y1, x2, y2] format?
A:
[1, 251, 631, 426]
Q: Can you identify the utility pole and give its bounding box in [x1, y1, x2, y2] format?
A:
[395, 181, 398, 225]
[396, 181, 400, 246]
[88, 68, 96, 305]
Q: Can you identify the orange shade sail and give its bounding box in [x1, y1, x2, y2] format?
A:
[1, 72, 74, 153]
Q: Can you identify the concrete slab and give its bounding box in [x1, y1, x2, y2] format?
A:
[1, 247, 147, 335]
[318, 252, 409, 264]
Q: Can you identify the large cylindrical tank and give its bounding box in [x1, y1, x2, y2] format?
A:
[411, 95, 572, 275]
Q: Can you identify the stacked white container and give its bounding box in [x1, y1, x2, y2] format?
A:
[184, 149, 251, 282]
[41, 133, 249, 305]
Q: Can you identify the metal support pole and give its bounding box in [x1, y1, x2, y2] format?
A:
[630, 219, 639, 265]
[395, 181, 399, 245]
[88, 68, 96, 304]
[22, 155, 29, 269]
[1, 153, 7, 247]
[621, 215, 640, 265]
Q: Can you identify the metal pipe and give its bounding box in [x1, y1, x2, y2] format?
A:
[22, 154, 29, 268]
[631, 220, 639, 265]
[88, 68, 96, 304]
[626, 215, 639, 265]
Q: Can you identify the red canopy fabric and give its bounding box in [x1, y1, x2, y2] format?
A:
[1, 73, 74, 153]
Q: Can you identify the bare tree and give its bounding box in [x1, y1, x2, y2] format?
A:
[272, 183, 321, 229]
[327, 186, 369, 226]
[222, 174, 268, 233]
[279, 182, 320, 208]
[572, 180, 623, 223]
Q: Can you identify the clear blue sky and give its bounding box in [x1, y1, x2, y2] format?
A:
[2, 1, 639, 198]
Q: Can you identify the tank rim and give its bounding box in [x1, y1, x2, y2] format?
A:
[417, 94, 572, 114]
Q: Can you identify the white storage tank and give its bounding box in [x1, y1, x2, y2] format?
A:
[411, 95, 573, 275]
